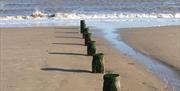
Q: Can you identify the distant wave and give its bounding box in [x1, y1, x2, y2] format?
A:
[0, 11, 180, 20]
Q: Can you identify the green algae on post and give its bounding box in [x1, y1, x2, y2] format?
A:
[103, 73, 121, 91]
[87, 41, 96, 56]
[85, 33, 92, 46]
[92, 53, 105, 73]
[83, 27, 89, 38]
[80, 20, 86, 33]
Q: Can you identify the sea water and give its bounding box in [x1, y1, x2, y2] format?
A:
[0, 0, 180, 18]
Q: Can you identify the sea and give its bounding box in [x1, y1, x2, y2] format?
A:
[0, 0, 179, 27]
[0, 0, 180, 18]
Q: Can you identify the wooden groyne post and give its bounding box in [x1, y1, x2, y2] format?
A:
[92, 53, 105, 73]
[103, 73, 121, 91]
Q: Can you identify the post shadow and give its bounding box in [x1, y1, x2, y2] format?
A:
[48, 52, 87, 56]
[55, 36, 82, 39]
[55, 31, 79, 34]
[54, 27, 78, 30]
[52, 43, 84, 46]
[41, 67, 91, 73]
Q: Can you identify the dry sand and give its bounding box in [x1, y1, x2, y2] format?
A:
[0, 27, 168, 91]
[120, 26, 180, 70]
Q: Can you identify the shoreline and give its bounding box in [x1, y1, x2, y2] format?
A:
[0, 12, 180, 20]
[0, 26, 168, 91]
[120, 26, 180, 70]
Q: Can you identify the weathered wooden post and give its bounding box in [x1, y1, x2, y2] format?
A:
[103, 73, 121, 91]
[92, 53, 105, 73]
[83, 28, 89, 38]
[87, 41, 96, 56]
[85, 33, 92, 46]
[80, 20, 86, 33]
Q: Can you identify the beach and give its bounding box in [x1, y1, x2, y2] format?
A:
[0, 27, 168, 91]
[120, 26, 180, 70]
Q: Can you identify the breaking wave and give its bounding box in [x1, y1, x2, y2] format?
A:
[0, 11, 180, 20]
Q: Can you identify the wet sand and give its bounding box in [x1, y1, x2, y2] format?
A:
[120, 26, 180, 70]
[0, 27, 168, 91]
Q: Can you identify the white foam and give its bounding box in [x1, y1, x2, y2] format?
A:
[174, 13, 180, 18]
[0, 12, 180, 20]
[31, 10, 47, 18]
[53, 13, 180, 19]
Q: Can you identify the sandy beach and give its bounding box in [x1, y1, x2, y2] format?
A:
[0, 27, 168, 91]
[120, 26, 180, 70]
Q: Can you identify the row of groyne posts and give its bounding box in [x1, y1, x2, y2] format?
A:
[80, 20, 120, 91]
